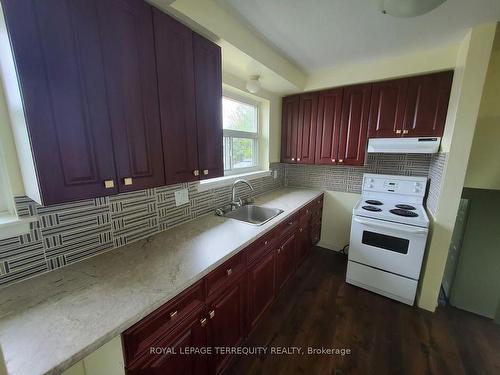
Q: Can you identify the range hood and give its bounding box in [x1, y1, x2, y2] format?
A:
[367, 137, 441, 154]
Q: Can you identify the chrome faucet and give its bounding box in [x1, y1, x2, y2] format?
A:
[231, 179, 254, 209]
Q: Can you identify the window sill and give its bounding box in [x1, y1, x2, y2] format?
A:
[197, 170, 272, 192]
[0, 213, 38, 240]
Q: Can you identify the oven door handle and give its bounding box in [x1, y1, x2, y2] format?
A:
[353, 217, 428, 234]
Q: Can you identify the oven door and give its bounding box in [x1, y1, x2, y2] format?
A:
[349, 216, 428, 280]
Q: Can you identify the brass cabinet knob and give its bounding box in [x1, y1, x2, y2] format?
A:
[169, 311, 178, 319]
[403, 130, 409, 134]
[203, 169, 209, 176]
[339, 159, 344, 163]
[104, 180, 115, 189]
[299, 228, 303, 232]
[193, 170, 200, 176]
[226, 268, 232, 276]
[277, 248, 281, 254]
[396, 129, 402, 134]
[297, 158, 301, 161]
[200, 318, 207, 327]
[124, 177, 133, 186]
[264, 240, 269, 245]
[209, 310, 215, 319]
[331, 159, 336, 163]
[291, 158, 295, 161]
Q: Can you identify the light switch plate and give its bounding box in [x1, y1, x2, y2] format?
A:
[174, 189, 189, 207]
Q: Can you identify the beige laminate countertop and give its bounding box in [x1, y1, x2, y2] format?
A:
[0, 188, 323, 375]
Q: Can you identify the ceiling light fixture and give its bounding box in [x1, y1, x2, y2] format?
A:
[377, 0, 447, 17]
[246, 75, 261, 94]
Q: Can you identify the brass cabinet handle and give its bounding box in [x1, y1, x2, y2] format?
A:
[124, 177, 133, 186]
[277, 247, 281, 254]
[169, 311, 178, 319]
[264, 240, 269, 245]
[396, 129, 402, 134]
[291, 158, 295, 161]
[331, 159, 336, 163]
[226, 268, 232, 276]
[339, 159, 344, 163]
[297, 158, 301, 161]
[193, 170, 200, 176]
[200, 318, 207, 327]
[104, 180, 115, 189]
[209, 310, 215, 319]
[403, 130, 409, 134]
[203, 169, 209, 176]
[299, 228, 303, 232]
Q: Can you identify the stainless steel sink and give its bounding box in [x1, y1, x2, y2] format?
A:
[223, 205, 283, 226]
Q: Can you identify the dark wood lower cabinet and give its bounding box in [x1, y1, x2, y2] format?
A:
[126, 306, 208, 375]
[248, 250, 276, 331]
[276, 233, 297, 289]
[207, 277, 246, 374]
[122, 196, 323, 374]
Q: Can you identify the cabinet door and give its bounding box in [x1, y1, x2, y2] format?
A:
[281, 96, 300, 163]
[337, 84, 372, 166]
[2, 0, 118, 204]
[153, 9, 199, 184]
[296, 93, 318, 164]
[193, 33, 223, 180]
[276, 233, 297, 290]
[368, 78, 408, 138]
[126, 309, 208, 375]
[248, 251, 276, 330]
[315, 88, 343, 165]
[403, 71, 453, 137]
[207, 279, 246, 374]
[97, 0, 165, 192]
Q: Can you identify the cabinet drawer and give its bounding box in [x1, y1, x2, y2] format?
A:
[278, 212, 300, 239]
[122, 281, 204, 364]
[206, 251, 246, 297]
[247, 228, 279, 265]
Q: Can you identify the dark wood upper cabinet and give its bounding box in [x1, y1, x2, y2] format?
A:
[281, 95, 300, 163]
[296, 93, 318, 164]
[315, 88, 343, 165]
[96, 0, 165, 192]
[368, 78, 408, 138]
[403, 71, 453, 137]
[338, 84, 371, 166]
[153, 9, 199, 185]
[193, 33, 223, 180]
[2, 0, 118, 205]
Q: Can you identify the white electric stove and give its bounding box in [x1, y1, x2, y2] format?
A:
[346, 173, 430, 305]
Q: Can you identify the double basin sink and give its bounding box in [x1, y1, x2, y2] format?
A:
[223, 205, 283, 226]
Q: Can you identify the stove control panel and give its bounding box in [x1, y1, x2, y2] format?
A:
[363, 174, 427, 197]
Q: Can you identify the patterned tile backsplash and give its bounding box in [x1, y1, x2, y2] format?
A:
[0, 165, 284, 287]
[0, 153, 448, 287]
[285, 153, 433, 193]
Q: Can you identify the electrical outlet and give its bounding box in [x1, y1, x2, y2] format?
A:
[273, 170, 278, 179]
[174, 189, 189, 207]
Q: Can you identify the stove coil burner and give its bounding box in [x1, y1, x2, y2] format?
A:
[365, 200, 383, 206]
[390, 209, 419, 217]
[395, 204, 416, 210]
[362, 205, 382, 212]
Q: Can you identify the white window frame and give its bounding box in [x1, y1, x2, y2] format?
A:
[223, 94, 261, 176]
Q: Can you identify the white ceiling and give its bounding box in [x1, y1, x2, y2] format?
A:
[218, 0, 500, 73]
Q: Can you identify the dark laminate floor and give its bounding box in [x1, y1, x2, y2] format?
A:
[228, 247, 500, 375]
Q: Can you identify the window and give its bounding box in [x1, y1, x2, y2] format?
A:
[223, 96, 259, 175]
